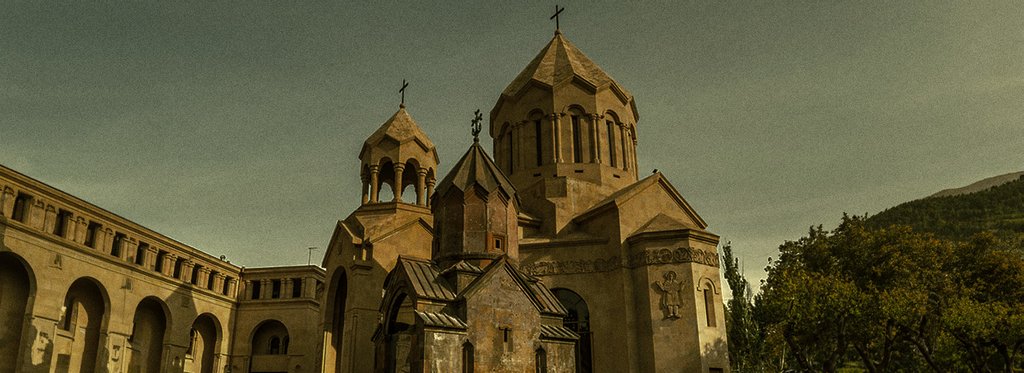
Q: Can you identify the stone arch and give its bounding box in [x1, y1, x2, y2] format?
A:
[384, 292, 414, 373]
[602, 110, 621, 168]
[461, 340, 474, 373]
[60, 277, 110, 373]
[401, 158, 421, 203]
[377, 158, 397, 202]
[324, 269, 348, 373]
[0, 251, 34, 372]
[698, 278, 719, 328]
[249, 319, 290, 356]
[551, 288, 592, 373]
[527, 109, 547, 167]
[129, 297, 168, 373]
[565, 106, 589, 163]
[186, 313, 220, 373]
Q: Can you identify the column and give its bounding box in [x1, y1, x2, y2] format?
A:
[512, 122, 522, 171]
[619, 123, 629, 171]
[360, 173, 369, 205]
[393, 163, 405, 202]
[74, 217, 87, 244]
[213, 274, 225, 295]
[426, 178, 436, 207]
[282, 278, 293, 299]
[0, 186, 13, 218]
[30, 199, 46, 230]
[64, 211, 78, 241]
[369, 165, 380, 203]
[245, 280, 255, 300]
[416, 168, 427, 206]
[101, 228, 114, 252]
[261, 279, 271, 299]
[591, 114, 602, 163]
[182, 261, 195, 283]
[163, 254, 177, 277]
[199, 268, 212, 289]
[550, 113, 562, 163]
[226, 278, 237, 298]
[125, 237, 139, 262]
[145, 246, 159, 271]
[43, 205, 56, 233]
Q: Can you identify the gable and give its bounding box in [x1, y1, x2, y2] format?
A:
[574, 173, 708, 232]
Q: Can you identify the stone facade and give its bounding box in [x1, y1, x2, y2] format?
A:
[0, 165, 324, 373]
[321, 30, 730, 373]
[0, 25, 729, 373]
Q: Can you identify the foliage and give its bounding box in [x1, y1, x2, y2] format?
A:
[867, 177, 1024, 242]
[747, 216, 1024, 373]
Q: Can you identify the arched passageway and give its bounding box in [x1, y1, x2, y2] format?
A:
[187, 314, 219, 373]
[552, 288, 592, 373]
[0, 252, 33, 373]
[60, 278, 108, 373]
[129, 297, 167, 373]
[324, 270, 347, 373]
[249, 319, 289, 373]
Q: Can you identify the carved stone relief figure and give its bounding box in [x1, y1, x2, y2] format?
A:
[655, 271, 683, 319]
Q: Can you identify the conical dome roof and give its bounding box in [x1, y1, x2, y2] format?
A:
[500, 32, 633, 101]
[359, 105, 438, 164]
[432, 140, 518, 208]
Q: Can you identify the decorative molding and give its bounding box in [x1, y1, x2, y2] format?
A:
[521, 247, 720, 276]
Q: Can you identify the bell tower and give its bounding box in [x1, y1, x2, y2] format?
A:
[489, 30, 640, 234]
[358, 104, 439, 207]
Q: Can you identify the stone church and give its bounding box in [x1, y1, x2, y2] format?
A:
[0, 26, 728, 373]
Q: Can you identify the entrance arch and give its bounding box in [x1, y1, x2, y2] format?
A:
[61, 277, 109, 373]
[129, 297, 168, 373]
[552, 288, 592, 373]
[249, 319, 289, 373]
[324, 269, 347, 373]
[187, 313, 220, 373]
[0, 252, 34, 372]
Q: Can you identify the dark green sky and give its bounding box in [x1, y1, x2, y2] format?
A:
[3, 1, 1022, 289]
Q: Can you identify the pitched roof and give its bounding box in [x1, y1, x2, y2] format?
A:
[632, 213, 698, 236]
[540, 324, 579, 341]
[360, 106, 437, 159]
[415, 311, 467, 330]
[573, 172, 708, 229]
[458, 257, 567, 317]
[501, 32, 632, 101]
[395, 256, 456, 301]
[432, 141, 518, 207]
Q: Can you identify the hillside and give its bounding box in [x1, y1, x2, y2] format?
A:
[930, 171, 1024, 197]
[867, 174, 1024, 240]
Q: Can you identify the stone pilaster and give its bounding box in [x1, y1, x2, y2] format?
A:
[74, 217, 87, 244]
[591, 114, 602, 163]
[43, 204, 57, 233]
[124, 237, 139, 263]
[212, 273, 225, 295]
[162, 253, 177, 277]
[282, 278, 293, 299]
[0, 186, 13, 218]
[181, 261, 195, 284]
[145, 247, 159, 271]
[30, 199, 46, 230]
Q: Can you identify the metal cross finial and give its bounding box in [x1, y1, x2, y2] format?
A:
[399, 79, 409, 107]
[471, 109, 483, 142]
[550, 5, 564, 33]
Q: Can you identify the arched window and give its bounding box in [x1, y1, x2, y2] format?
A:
[703, 283, 718, 327]
[553, 288, 592, 373]
[569, 110, 584, 163]
[269, 337, 281, 354]
[535, 348, 548, 373]
[462, 342, 474, 373]
[606, 120, 617, 167]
